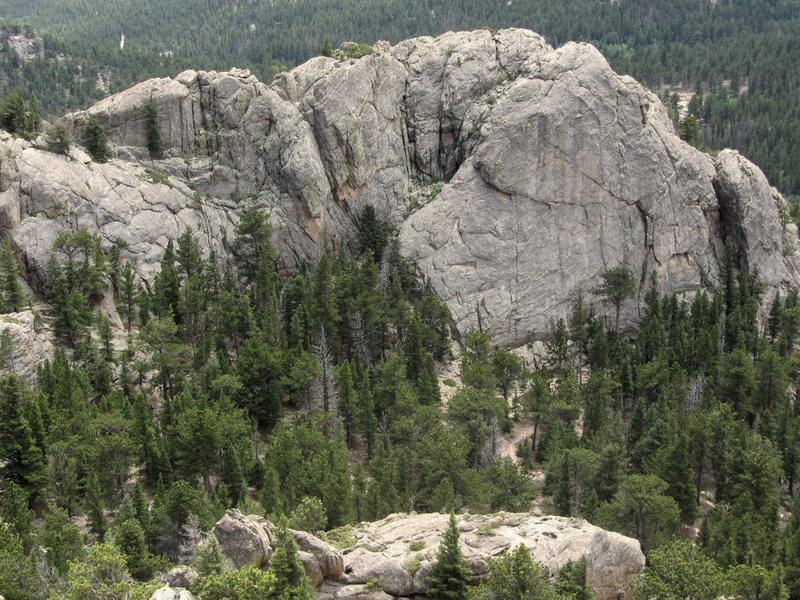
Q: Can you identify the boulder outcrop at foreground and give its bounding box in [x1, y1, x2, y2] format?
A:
[338, 512, 643, 600]
[212, 509, 275, 569]
[0, 28, 796, 345]
[210, 511, 643, 600]
[211, 509, 344, 585]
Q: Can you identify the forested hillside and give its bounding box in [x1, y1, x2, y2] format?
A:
[1, 190, 800, 597]
[0, 0, 798, 194]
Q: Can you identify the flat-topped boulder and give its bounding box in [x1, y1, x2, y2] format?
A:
[340, 512, 644, 600]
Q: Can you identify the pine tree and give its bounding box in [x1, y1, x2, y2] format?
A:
[83, 115, 111, 162]
[593, 266, 636, 334]
[428, 513, 472, 600]
[114, 518, 150, 580]
[260, 463, 285, 517]
[545, 318, 570, 375]
[358, 203, 387, 262]
[271, 528, 314, 600]
[0, 374, 45, 498]
[153, 240, 181, 322]
[554, 557, 594, 600]
[144, 95, 164, 159]
[195, 533, 226, 577]
[222, 446, 246, 507]
[85, 471, 108, 541]
[0, 481, 34, 544]
[0, 239, 24, 313]
[319, 39, 334, 57]
[0, 90, 40, 139]
[44, 121, 73, 154]
[474, 544, 556, 600]
[336, 361, 358, 447]
[41, 507, 84, 575]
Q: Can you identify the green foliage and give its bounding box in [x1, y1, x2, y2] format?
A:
[428, 513, 472, 600]
[322, 525, 357, 550]
[553, 557, 594, 600]
[144, 95, 164, 159]
[143, 168, 171, 186]
[0, 482, 34, 545]
[40, 507, 84, 575]
[195, 533, 227, 577]
[82, 115, 111, 162]
[0, 239, 25, 313]
[343, 43, 374, 59]
[595, 475, 680, 551]
[198, 565, 277, 600]
[0, 89, 41, 140]
[271, 528, 314, 600]
[319, 39, 333, 57]
[113, 518, 152, 580]
[44, 120, 73, 154]
[0, 525, 39, 600]
[4, 162, 800, 599]
[85, 472, 107, 541]
[358, 203, 388, 262]
[0, 374, 45, 496]
[266, 418, 352, 527]
[678, 116, 699, 147]
[473, 544, 557, 600]
[632, 540, 727, 600]
[289, 496, 328, 532]
[592, 266, 636, 333]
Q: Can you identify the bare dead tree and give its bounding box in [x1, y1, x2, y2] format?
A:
[312, 326, 339, 417]
[350, 310, 370, 364]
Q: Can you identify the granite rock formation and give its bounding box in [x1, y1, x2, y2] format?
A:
[0, 28, 795, 346]
[210, 511, 644, 600]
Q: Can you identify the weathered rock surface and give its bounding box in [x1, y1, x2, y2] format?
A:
[397, 39, 798, 343]
[210, 510, 343, 587]
[317, 582, 394, 600]
[161, 566, 199, 590]
[714, 149, 800, 288]
[0, 28, 795, 346]
[291, 528, 345, 579]
[212, 509, 274, 570]
[0, 310, 54, 379]
[210, 512, 642, 600]
[149, 588, 195, 600]
[7, 33, 43, 63]
[341, 512, 644, 600]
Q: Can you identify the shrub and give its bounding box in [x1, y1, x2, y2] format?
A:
[45, 122, 73, 154]
[343, 43, 374, 59]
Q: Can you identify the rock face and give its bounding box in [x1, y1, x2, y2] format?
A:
[161, 566, 199, 590]
[149, 588, 195, 600]
[292, 528, 346, 582]
[0, 310, 54, 379]
[0, 28, 796, 345]
[212, 509, 275, 569]
[396, 39, 798, 343]
[210, 511, 643, 600]
[7, 33, 44, 63]
[338, 512, 643, 600]
[210, 510, 344, 586]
